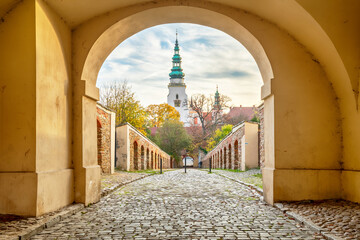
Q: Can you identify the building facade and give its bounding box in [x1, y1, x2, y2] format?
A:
[167, 33, 189, 126]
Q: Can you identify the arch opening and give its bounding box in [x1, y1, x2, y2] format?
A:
[77, 3, 346, 205]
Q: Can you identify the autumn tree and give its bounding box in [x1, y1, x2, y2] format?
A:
[146, 103, 180, 128]
[189, 93, 231, 140]
[100, 81, 147, 134]
[206, 124, 233, 152]
[155, 120, 192, 163]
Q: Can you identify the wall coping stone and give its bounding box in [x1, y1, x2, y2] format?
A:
[96, 102, 116, 114]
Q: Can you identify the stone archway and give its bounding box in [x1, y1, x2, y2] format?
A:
[74, 2, 351, 206]
[2, 0, 358, 216]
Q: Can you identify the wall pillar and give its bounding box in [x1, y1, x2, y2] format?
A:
[0, 0, 77, 216]
[73, 80, 101, 205]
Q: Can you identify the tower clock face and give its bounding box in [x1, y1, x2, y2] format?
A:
[174, 99, 181, 107]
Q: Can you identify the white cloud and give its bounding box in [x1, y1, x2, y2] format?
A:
[97, 23, 263, 107]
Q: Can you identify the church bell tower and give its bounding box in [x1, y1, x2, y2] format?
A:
[167, 32, 189, 126]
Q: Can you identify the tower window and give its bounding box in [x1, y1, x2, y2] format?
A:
[176, 94, 179, 99]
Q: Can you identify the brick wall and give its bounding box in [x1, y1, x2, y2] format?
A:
[202, 121, 259, 171]
[116, 123, 172, 171]
[258, 103, 265, 168]
[97, 104, 114, 174]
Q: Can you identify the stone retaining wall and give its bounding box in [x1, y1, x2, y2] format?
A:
[203, 122, 259, 170]
[115, 123, 173, 171]
[96, 104, 116, 174]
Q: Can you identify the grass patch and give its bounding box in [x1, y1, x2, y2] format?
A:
[132, 169, 160, 174]
[115, 169, 176, 174]
[242, 196, 258, 201]
[214, 168, 244, 173]
[242, 176, 263, 189]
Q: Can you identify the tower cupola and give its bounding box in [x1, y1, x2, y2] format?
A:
[214, 85, 220, 108]
[169, 32, 185, 81]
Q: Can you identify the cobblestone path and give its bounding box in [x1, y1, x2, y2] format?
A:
[32, 169, 324, 239]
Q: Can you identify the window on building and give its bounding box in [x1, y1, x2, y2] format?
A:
[176, 94, 179, 99]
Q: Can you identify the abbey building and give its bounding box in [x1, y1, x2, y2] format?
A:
[167, 33, 190, 126]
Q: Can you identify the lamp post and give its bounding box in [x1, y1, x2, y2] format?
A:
[181, 149, 188, 173]
[184, 156, 187, 173]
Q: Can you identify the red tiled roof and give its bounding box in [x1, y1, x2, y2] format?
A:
[226, 106, 256, 120]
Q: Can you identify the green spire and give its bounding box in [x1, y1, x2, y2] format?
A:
[169, 31, 185, 79]
[214, 85, 220, 107]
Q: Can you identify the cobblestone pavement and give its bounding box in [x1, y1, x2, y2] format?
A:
[32, 169, 324, 239]
[0, 171, 150, 239]
[212, 169, 262, 189]
[282, 200, 360, 240]
[101, 171, 152, 196]
[213, 168, 360, 240]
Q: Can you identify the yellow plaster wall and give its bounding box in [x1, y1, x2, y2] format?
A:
[0, 173, 37, 216]
[0, 0, 76, 216]
[274, 170, 341, 201]
[115, 125, 130, 171]
[32, 0, 75, 215]
[244, 122, 259, 169]
[269, 35, 342, 170]
[342, 171, 360, 203]
[0, 0, 39, 216]
[37, 169, 74, 215]
[35, 0, 72, 172]
[0, 0, 36, 172]
[295, 3, 360, 204]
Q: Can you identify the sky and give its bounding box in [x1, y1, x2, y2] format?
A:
[96, 23, 263, 107]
